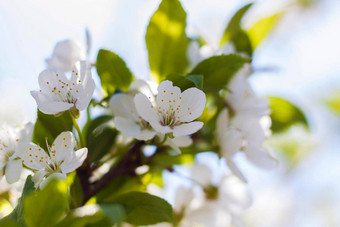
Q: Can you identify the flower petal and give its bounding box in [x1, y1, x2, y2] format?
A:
[177, 87, 206, 122]
[60, 148, 88, 173]
[38, 69, 68, 92]
[114, 116, 141, 138]
[51, 132, 76, 163]
[38, 101, 74, 115]
[226, 159, 247, 183]
[173, 121, 203, 137]
[40, 172, 67, 189]
[5, 159, 22, 184]
[134, 94, 159, 122]
[17, 142, 48, 170]
[75, 77, 95, 111]
[110, 93, 138, 121]
[216, 108, 229, 142]
[245, 146, 277, 169]
[220, 128, 243, 159]
[46, 39, 85, 72]
[164, 135, 192, 154]
[191, 163, 212, 187]
[32, 169, 47, 188]
[17, 122, 34, 144]
[156, 80, 181, 116]
[136, 130, 157, 141]
[219, 175, 252, 214]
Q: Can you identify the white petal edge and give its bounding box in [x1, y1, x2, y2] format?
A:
[5, 159, 23, 184]
[60, 148, 88, 173]
[173, 121, 203, 137]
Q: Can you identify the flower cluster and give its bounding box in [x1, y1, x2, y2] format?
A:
[217, 65, 276, 181]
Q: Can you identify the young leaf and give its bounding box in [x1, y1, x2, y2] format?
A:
[220, 3, 253, 56]
[109, 191, 174, 226]
[189, 55, 249, 93]
[146, 0, 189, 82]
[32, 110, 73, 150]
[96, 49, 134, 97]
[248, 12, 283, 49]
[84, 115, 118, 162]
[0, 176, 35, 226]
[23, 179, 69, 227]
[166, 73, 203, 91]
[269, 97, 309, 133]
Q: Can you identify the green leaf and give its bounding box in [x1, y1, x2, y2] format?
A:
[0, 219, 19, 227]
[189, 55, 249, 93]
[248, 12, 283, 49]
[32, 110, 73, 150]
[0, 176, 35, 226]
[220, 3, 253, 56]
[55, 204, 125, 227]
[166, 73, 203, 91]
[269, 97, 309, 133]
[85, 115, 118, 162]
[110, 191, 173, 226]
[55, 205, 106, 227]
[146, 0, 189, 82]
[69, 174, 84, 209]
[96, 49, 134, 96]
[100, 204, 126, 224]
[23, 179, 69, 227]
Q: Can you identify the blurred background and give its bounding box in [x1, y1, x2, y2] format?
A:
[1, 0, 340, 226]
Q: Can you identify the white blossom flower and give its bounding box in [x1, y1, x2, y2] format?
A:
[0, 122, 33, 184]
[46, 39, 86, 72]
[226, 65, 269, 116]
[178, 164, 252, 227]
[0, 123, 33, 184]
[17, 131, 87, 188]
[134, 80, 206, 138]
[109, 79, 158, 141]
[31, 61, 95, 115]
[187, 40, 247, 69]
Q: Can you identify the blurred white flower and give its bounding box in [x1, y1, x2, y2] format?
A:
[226, 65, 269, 116]
[216, 66, 276, 182]
[187, 40, 247, 68]
[46, 39, 86, 72]
[31, 61, 95, 115]
[109, 79, 158, 141]
[0, 122, 33, 184]
[17, 131, 87, 188]
[134, 80, 206, 138]
[177, 164, 252, 227]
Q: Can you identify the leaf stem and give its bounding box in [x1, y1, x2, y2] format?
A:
[71, 115, 86, 148]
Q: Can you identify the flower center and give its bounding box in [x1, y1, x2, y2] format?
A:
[159, 106, 181, 129]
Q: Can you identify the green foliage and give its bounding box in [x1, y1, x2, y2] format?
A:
[166, 73, 203, 91]
[109, 191, 174, 226]
[146, 0, 189, 82]
[269, 97, 309, 133]
[23, 179, 69, 227]
[325, 92, 340, 115]
[189, 55, 249, 93]
[96, 49, 134, 97]
[32, 110, 73, 150]
[55, 204, 125, 227]
[248, 12, 283, 49]
[0, 176, 35, 226]
[68, 173, 84, 209]
[220, 3, 253, 56]
[97, 177, 145, 203]
[100, 204, 126, 224]
[84, 115, 118, 163]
